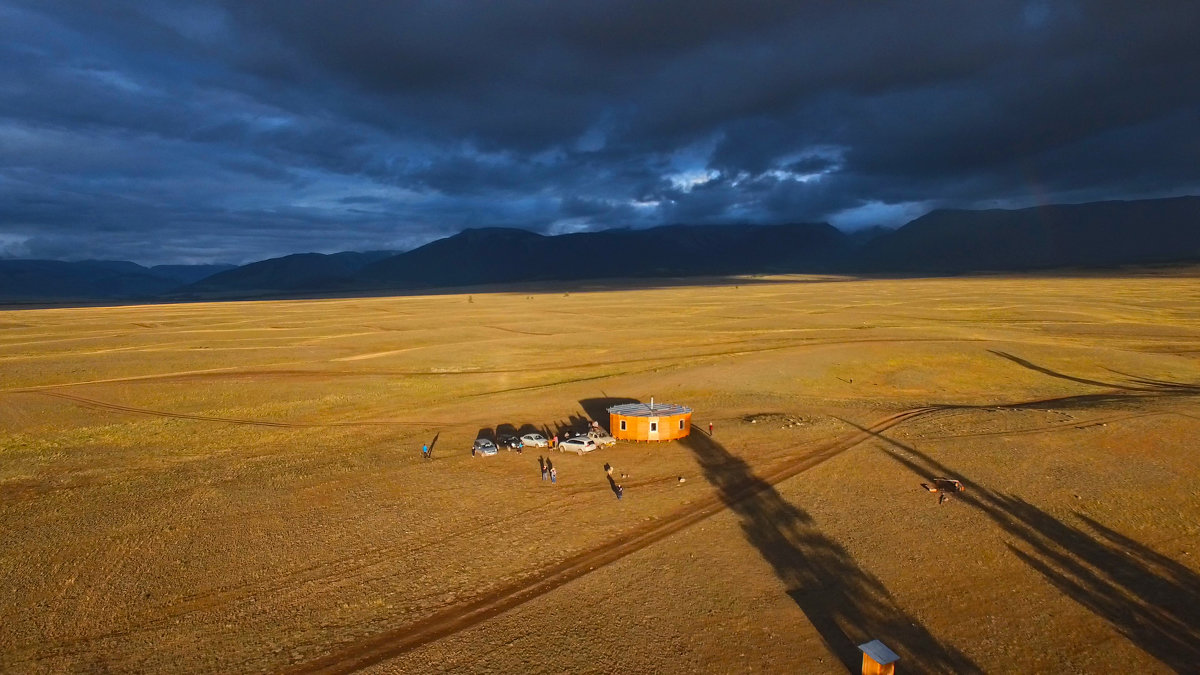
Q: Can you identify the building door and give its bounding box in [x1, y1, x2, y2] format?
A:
[647, 417, 660, 440]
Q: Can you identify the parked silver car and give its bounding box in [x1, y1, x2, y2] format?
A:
[473, 438, 498, 456]
[520, 433, 549, 448]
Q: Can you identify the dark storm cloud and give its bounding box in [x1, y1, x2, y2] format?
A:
[1, 0, 1197, 263]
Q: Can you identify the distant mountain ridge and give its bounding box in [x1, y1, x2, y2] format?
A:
[2, 195, 1198, 303]
[856, 196, 1200, 273]
[0, 260, 233, 302]
[186, 251, 397, 295]
[355, 222, 846, 288]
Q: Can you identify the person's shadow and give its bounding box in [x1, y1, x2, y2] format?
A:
[427, 432, 440, 459]
[606, 473, 622, 499]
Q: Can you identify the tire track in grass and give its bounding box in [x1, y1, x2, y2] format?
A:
[14, 499, 562, 664]
[287, 407, 939, 674]
[13, 390, 457, 429]
[1, 335, 980, 393]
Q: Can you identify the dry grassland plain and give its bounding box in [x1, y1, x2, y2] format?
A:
[2, 272, 1199, 673]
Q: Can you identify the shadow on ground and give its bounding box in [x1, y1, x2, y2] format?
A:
[679, 428, 979, 673]
[850, 420, 1200, 672]
[579, 397, 639, 431]
[988, 350, 1200, 410]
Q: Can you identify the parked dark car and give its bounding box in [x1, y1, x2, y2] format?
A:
[497, 435, 524, 452]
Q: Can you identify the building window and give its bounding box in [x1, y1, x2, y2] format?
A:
[679, 419, 685, 430]
[619, 420, 626, 431]
[650, 422, 658, 432]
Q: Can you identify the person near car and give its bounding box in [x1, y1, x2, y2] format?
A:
[552, 434, 558, 448]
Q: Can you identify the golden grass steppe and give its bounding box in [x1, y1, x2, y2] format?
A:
[2, 272, 1199, 673]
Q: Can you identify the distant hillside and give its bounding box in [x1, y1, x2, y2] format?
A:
[858, 196, 1200, 273]
[149, 264, 236, 285]
[357, 223, 846, 288]
[3, 196, 1199, 304]
[182, 251, 398, 295]
[0, 260, 231, 302]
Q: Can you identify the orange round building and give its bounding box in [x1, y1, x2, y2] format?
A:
[607, 401, 693, 442]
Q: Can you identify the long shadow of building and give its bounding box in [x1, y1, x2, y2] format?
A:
[851, 420, 1200, 672]
[679, 428, 980, 673]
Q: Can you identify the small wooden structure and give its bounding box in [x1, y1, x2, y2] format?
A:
[607, 399, 692, 442]
[858, 639, 899, 675]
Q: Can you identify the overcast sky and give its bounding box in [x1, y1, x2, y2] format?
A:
[1, 1, 1198, 264]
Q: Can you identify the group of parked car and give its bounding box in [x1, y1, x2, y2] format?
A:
[472, 426, 616, 456]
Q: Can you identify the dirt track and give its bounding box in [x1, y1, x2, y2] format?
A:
[290, 407, 938, 674]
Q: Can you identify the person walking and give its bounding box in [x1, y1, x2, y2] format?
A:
[539, 456, 547, 481]
[615, 484, 623, 500]
[550, 466, 557, 484]
[708, 421, 714, 436]
[422, 443, 429, 459]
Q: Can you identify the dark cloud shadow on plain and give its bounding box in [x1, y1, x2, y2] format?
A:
[679, 428, 979, 673]
[984, 351, 1200, 410]
[851, 421, 1200, 672]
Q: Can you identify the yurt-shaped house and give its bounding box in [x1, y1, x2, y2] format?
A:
[608, 399, 693, 442]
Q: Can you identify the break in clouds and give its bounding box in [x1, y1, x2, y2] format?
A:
[1, 1, 1198, 263]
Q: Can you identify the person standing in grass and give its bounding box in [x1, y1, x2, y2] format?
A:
[539, 456, 547, 480]
[709, 421, 713, 436]
[422, 443, 429, 459]
[550, 466, 557, 484]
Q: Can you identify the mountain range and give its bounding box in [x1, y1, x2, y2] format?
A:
[2, 196, 1197, 303]
[0, 260, 234, 302]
